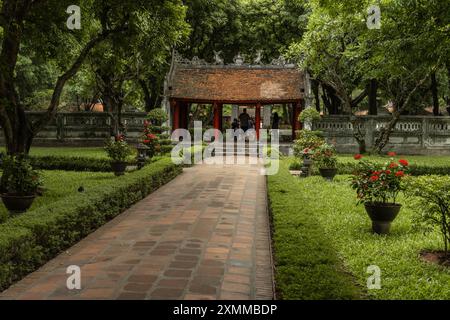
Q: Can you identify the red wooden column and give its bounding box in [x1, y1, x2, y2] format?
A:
[255, 103, 261, 139]
[213, 102, 221, 131]
[171, 100, 180, 130]
[292, 101, 303, 140]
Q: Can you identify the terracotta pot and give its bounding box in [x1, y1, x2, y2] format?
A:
[1, 194, 36, 214]
[319, 168, 338, 181]
[364, 203, 402, 234]
[111, 161, 127, 176]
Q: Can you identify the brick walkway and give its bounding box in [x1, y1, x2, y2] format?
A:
[0, 158, 274, 300]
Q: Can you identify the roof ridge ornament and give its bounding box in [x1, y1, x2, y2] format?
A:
[233, 53, 245, 66]
[213, 51, 224, 65]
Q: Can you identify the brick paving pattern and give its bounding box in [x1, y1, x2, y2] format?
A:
[0, 158, 274, 300]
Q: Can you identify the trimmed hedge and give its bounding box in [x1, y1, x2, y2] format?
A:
[29, 155, 112, 172]
[288, 157, 450, 176]
[28, 155, 164, 172]
[0, 158, 182, 291]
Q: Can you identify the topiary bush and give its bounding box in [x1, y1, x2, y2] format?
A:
[293, 130, 325, 158]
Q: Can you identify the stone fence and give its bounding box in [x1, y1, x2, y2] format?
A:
[1, 112, 449, 154]
[3, 112, 148, 147]
[313, 115, 450, 155]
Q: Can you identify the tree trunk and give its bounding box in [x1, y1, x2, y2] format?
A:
[374, 112, 400, 154]
[368, 79, 378, 115]
[431, 72, 440, 116]
[311, 79, 321, 112]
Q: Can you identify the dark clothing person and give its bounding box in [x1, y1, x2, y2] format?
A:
[272, 112, 280, 129]
[239, 109, 250, 132]
[232, 119, 239, 131]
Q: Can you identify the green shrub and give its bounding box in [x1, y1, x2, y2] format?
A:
[311, 143, 338, 169]
[405, 175, 450, 256]
[0, 158, 182, 291]
[293, 130, 325, 158]
[299, 108, 321, 123]
[104, 135, 133, 162]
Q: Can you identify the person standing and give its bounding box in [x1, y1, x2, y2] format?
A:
[239, 108, 250, 132]
[272, 112, 280, 129]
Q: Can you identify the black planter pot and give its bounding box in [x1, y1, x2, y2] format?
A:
[111, 161, 127, 176]
[364, 203, 402, 234]
[1, 194, 36, 214]
[447, 106, 450, 116]
[319, 168, 338, 181]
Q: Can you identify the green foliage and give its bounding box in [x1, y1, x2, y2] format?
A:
[267, 160, 361, 299]
[0, 155, 42, 195]
[350, 158, 409, 205]
[293, 130, 325, 158]
[311, 143, 337, 169]
[299, 108, 321, 123]
[104, 136, 133, 162]
[147, 109, 169, 126]
[269, 159, 450, 299]
[0, 158, 182, 291]
[405, 176, 450, 255]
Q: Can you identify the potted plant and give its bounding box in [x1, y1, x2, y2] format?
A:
[104, 134, 133, 176]
[312, 143, 338, 181]
[350, 156, 409, 234]
[0, 155, 42, 214]
[300, 148, 315, 178]
[142, 120, 159, 159]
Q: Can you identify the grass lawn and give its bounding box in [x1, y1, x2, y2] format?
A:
[0, 170, 115, 222]
[268, 158, 450, 300]
[28, 147, 107, 159]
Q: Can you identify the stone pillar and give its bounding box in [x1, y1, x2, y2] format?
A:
[232, 105, 239, 121]
[263, 105, 272, 128]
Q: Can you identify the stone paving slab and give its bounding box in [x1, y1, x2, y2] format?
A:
[0, 157, 274, 300]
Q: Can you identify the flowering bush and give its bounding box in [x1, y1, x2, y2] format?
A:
[293, 130, 324, 158]
[104, 135, 133, 162]
[350, 157, 409, 205]
[312, 143, 337, 169]
[142, 120, 160, 157]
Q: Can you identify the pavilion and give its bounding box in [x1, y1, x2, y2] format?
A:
[165, 53, 306, 140]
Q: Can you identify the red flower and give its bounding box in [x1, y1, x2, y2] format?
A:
[147, 134, 157, 140]
[370, 175, 379, 182]
[388, 152, 397, 157]
[389, 162, 399, 169]
[144, 120, 149, 126]
[395, 171, 405, 177]
[354, 154, 363, 160]
[143, 140, 150, 144]
[399, 159, 409, 167]
[373, 171, 381, 175]
[385, 170, 391, 175]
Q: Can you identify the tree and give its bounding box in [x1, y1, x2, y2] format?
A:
[0, 0, 186, 155]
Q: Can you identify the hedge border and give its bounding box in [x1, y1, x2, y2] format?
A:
[288, 159, 450, 176]
[0, 158, 182, 291]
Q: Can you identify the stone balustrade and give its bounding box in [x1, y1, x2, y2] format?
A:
[313, 115, 450, 155]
